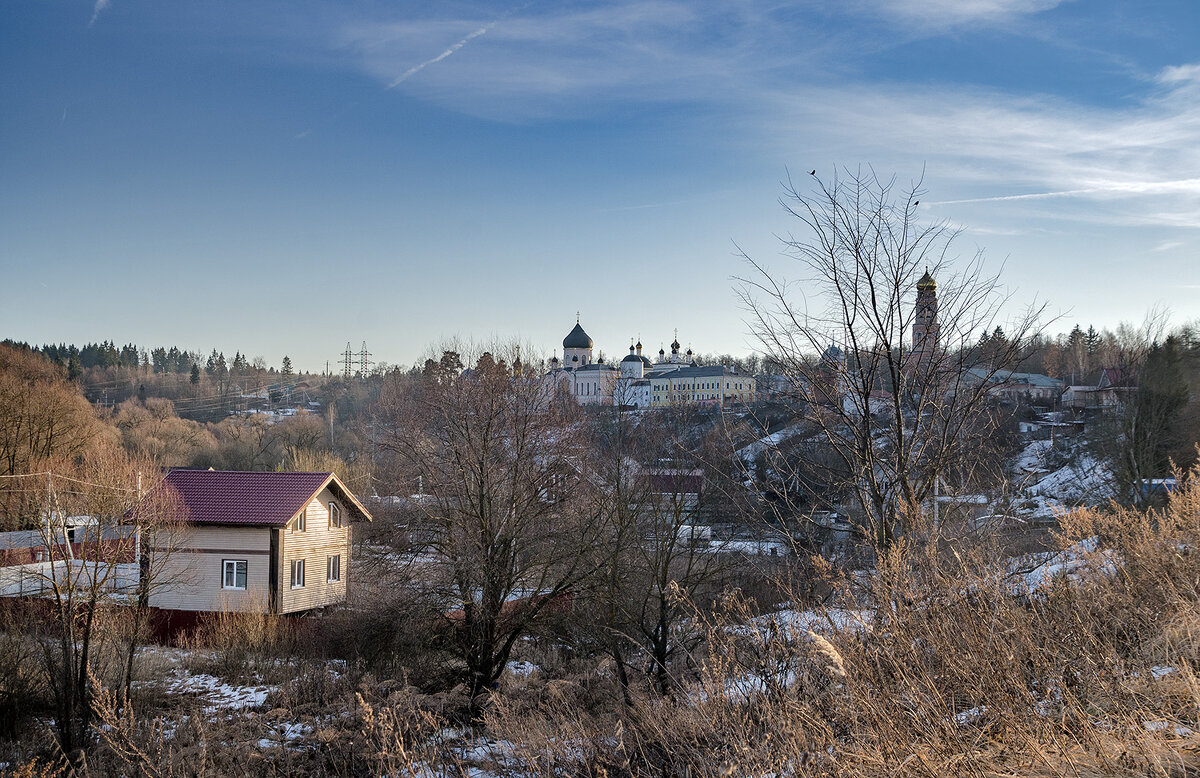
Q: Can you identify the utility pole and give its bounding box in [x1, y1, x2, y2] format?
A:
[341, 343, 354, 380]
[932, 473, 939, 532]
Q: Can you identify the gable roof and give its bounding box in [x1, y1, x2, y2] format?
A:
[143, 469, 371, 527]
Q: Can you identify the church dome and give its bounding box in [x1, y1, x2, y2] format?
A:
[916, 270, 937, 290]
[563, 322, 593, 350]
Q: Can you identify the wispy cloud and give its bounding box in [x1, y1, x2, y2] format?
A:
[1153, 240, 1184, 252]
[338, 1, 799, 119]
[88, 0, 110, 27]
[333, 4, 1200, 231]
[854, 0, 1069, 28]
[755, 59, 1200, 229]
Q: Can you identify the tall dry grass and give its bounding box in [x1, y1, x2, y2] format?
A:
[11, 467, 1200, 776]
[476, 465, 1200, 777]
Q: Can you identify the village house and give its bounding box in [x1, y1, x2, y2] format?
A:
[962, 367, 1064, 405]
[1061, 367, 1136, 410]
[143, 469, 371, 616]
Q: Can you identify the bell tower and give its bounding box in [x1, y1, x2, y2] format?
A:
[912, 269, 939, 359]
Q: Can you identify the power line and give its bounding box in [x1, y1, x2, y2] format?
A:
[0, 471, 136, 492]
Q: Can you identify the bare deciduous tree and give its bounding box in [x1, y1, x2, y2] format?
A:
[375, 347, 602, 711]
[584, 403, 726, 700]
[738, 168, 1046, 546]
[18, 449, 184, 757]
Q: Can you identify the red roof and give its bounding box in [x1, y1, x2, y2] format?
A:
[148, 470, 348, 527]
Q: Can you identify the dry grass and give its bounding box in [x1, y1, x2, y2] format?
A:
[8, 468, 1200, 775]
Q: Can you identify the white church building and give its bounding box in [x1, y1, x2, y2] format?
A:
[546, 318, 755, 409]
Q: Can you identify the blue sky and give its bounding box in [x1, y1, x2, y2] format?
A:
[2, 0, 1198, 371]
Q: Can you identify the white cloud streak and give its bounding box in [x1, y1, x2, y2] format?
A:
[855, 0, 1069, 28]
[387, 22, 495, 89]
[88, 0, 110, 27]
[930, 180, 1200, 206]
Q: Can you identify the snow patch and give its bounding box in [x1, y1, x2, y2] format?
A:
[1143, 720, 1193, 736]
[163, 673, 272, 714]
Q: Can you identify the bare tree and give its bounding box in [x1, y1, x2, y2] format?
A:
[17, 448, 184, 757]
[738, 168, 1046, 546]
[374, 347, 602, 711]
[583, 403, 727, 700]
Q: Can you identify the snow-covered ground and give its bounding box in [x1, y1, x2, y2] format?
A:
[1027, 455, 1114, 503]
[163, 672, 273, 714]
[1006, 536, 1119, 595]
[737, 424, 804, 462]
[753, 607, 873, 637]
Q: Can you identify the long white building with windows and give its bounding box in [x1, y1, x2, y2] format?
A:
[546, 318, 755, 409]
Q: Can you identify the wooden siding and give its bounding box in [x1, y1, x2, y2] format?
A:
[278, 487, 351, 614]
[149, 525, 272, 612]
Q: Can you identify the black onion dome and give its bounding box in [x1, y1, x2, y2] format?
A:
[563, 322, 593, 349]
[621, 352, 642, 363]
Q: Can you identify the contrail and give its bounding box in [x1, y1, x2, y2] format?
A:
[387, 23, 495, 89]
[386, 1, 534, 89]
[930, 178, 1200, 206]
[930, 188, 1108, 205]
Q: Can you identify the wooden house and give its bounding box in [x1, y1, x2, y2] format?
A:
[143, 469, 371, 615]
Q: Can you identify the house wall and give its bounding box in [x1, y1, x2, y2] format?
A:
[278, 486, 350, 614]
[149, 525, 272, 612]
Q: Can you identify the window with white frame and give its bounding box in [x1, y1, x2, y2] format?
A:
[222, 559, 247, 590]
[328, 500, 342, 529]
[290, 558, 305, 588]
[292, 509, 306, 532]
[327, 554, 341, 582]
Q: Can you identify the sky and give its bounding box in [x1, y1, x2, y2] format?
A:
[2, 0, 1199, 372]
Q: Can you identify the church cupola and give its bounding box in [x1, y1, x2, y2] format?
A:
[562, 313, 594, 367]
[620, 340, 644, 379]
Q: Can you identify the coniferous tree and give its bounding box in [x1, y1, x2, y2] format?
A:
[280, 355, 293, 379]
[1107, 336, 1190, 506]
[189, 363, 201, 385]
[1066, 325, 1088, 381]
